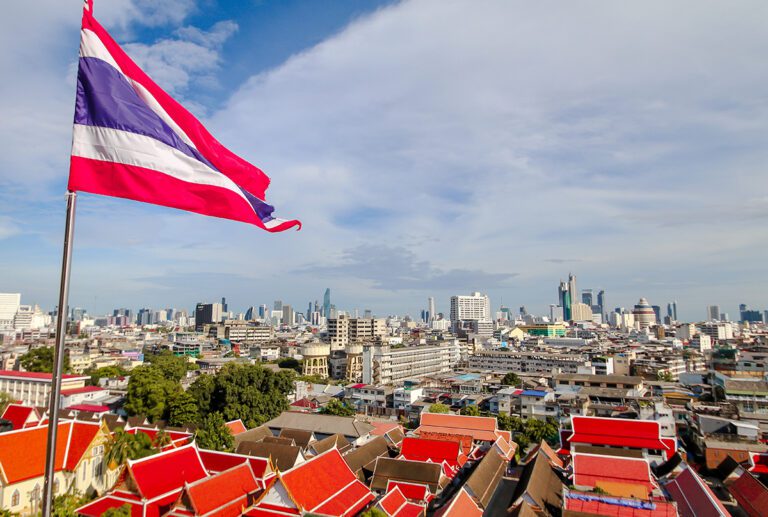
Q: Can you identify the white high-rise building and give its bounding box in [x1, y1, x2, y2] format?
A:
[449, 292, 491, 323]
[428, 297, 436, 323]
[706, 305, 721, 321]
[0, 293, 21, 329]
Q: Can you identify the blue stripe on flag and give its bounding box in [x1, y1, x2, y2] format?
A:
[238, 187, 276, 223]
[74, 57, 218, 172]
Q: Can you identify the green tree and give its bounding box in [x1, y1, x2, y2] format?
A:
[360, 508, 387, 517]
[196, 412, 233, 452]
[168, 391, 200, 427]
[0, 392, 12, 414]
[657, 370, 674, 382]
[460, 405, 480, 416]
[102, 504, 131, 517]
[502, 372, 522, 387]
[124, 365, 180, 422]
[52, 491, 91, 517]
[277, 357, 301, 372]
[497, 413, 524, 432]
[20, 347, 70, 373]
[85, 365, 128, 386]
[428, 403, 450, 414]
[152, 429, 172, 449]
[105, 429, 156, 469]
[194, 363, 293, 428]
[143, 351, 193, 382]
[320, 398, 355, 417]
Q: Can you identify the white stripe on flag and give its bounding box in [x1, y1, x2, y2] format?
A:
[71, 124, 251, 205]
[79, 29, 199, 152]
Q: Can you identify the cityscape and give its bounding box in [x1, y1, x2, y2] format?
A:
[2, 0, 768, 516]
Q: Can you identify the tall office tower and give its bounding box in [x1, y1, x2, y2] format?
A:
[0, 293, 21, 329]
[282, 305, 294, 326]
[568, 273, 577, 304]
[428, 297, 436, 323]
[558, 281, 571, 321]
[307, 302, 313, 320]
[274, 300, 283, 311]
[70, 307, 87, 321]
[651, 305, 661, 323]
[671, 301, 678, 321]
[581, 289, 593, 306]
[195, 302, 223, 331]
[449, 292, 491, 323]
[364, 309, 372, 318]
[632, 298, 656, 329]
[519, 306, 528, 316]
[245, 306, 257, 320]
[666, 303, 673, 320]
[739, 304, 763, 323]
[420, 309, 428, 323]
[258, 304, 267, 318]
[707, 305, 720, 321]
[323, 288, 331, 318]
[314, 300, 319, 314]
[221, 297, 228, 313]
[597, 290, 606, 319]
[137, 308, 153, 326]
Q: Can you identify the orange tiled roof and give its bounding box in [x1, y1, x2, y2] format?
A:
[185, 462, 259, 516]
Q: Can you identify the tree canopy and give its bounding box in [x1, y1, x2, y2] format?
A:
[428, 403, 450, 414]
[0, 392, 12, 415]
[168, 391, 200, 428]
[20, 346, 70, 373]
[502, 372, 522, 387]
[195, 412, 233, 452]
[460, 405, 480, 416]
[105, 428, 157, 469]
[188, 363, 293, 428]
[124, 365, 180, 422]
[102, 505, 132, 517]
[320, 398, 355, 417]
[85, 365, 128, 386]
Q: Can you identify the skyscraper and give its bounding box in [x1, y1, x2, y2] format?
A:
[707, 305, 720, 321]
[323, 288, 331, 318]
[568, 273, 577, 305]
[449, 292, 491, 327]
[581, 289, 593, 306]
[195, 302, 223, 331]
[632, 298, 656, 329]
[428, 297, 436, 324]
[558, 281, 571, 321]
[245, 306, 257, 320]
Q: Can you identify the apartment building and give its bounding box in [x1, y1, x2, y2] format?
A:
[362, 343, 459, 385]
[469, 350, 591, 374]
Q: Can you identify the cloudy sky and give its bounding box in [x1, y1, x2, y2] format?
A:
[1, 0, 767, 321]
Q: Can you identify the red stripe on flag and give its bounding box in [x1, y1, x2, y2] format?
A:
[69, 157, 302, 232]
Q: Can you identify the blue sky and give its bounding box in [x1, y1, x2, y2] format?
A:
[1, 0, 768, 321]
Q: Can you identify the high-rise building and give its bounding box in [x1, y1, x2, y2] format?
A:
[449, 292, 491, 324]
[282, 305, 294, 326]
[597, 290, 606, 319]
[632, 298, 656, 329]
[558, 281, 571, 321]
[651, 305, 661, 323]
[273, 300, 283, 311]
[70, 307, 87, 322]
[137, 308, 153, 326]
[245, 306, 257, 320]
[307, 302, 312, 320]
[581, 289, 593, 306]
[428, 297, 436, 324]
[323, 288, 331, 318]
[568, 273, 577, 305]
[195, 302, 223, 331]
[0, 293, 21, 329]
[707, 305, 720, 321]
[740, 305, 763, 323]
[221, 297, 228, 314]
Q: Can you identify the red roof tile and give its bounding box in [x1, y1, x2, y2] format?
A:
[432, 487, 482, 517]
[750, 453, 768, 474]
[225, 419, 247, 435]
[371, 421, 402, 436]
[128, 444, 207, 500]
[729, 471, 768, 517]
[378, 486, 426, 517]
[572, 454, 656, 497]
[197, 449, 270, 478]
[0, 403, 37, 430]
[61, 386, 105, 395]
[0, 421, 101, 484]
[565, 491, 678, 516]
[67, 404, 110, 412]
[279, 448, 374, 515]
[386, 480, 432, 503]
[76, 494, 144, 517]
[665, 466, 730, 517]
[244, 503, 301, 516]
[569, 417, 668, 451]
[400, 437, 464, 468]
[185, 463, 259, 516]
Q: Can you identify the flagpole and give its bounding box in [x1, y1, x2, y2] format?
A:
[41, 190, 78, 517]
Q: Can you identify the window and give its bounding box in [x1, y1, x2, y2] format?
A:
[11, 490, 19, 506]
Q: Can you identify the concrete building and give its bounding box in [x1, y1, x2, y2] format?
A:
[707, 305, 721, 321]
[327, 315, 385, 350]
[0, 370, 90, 406]
[195, 302, 223, 331]
[362, 343, 458, 385]
[632, 298, 656, 329]
[469, 350, 591, 374]
[0, 293, 21, 329]
[301, 342, 331, 378]
[699, 322, 733, 343]
[570, 303, 593, 322]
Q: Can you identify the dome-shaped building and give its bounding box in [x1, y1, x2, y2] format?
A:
[632, 297, 656, 329]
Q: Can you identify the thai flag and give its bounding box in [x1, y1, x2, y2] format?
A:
[69, 1, 301, 232]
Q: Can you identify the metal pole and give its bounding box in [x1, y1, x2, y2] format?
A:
[41, 191, 77, 517]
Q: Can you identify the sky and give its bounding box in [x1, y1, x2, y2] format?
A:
[1, 0, 767, 321]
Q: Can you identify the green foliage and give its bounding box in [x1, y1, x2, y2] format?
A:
[20, 347, 70, 373]
[657, 370, 674, 382]
[191, 363, 292, 428]
[0, 392, 12, 414]
[360, 508, 387, 517]
[143, 350, 193, 382]
[168, 391, 200, 427]
[496, 414, 559, 450]
[85, 365, 128, 386]
[152, 429, 172, 449]
[124, 365, 180, 422]
[0, 509, 17, 517]
[460, 405, 480, 416]
[502, 372, 522, 387]
[428, 403, 450, 414]
[320, 398, 355, 417]
[52, 491, 92, 517]
[196, 412, 233, 452]
[105, 428, 157, 469]
[277, 357, 301, 372]
[102, 504, 132, 517]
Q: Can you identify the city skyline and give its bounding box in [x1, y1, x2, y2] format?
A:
[1, 1, 768, 324]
